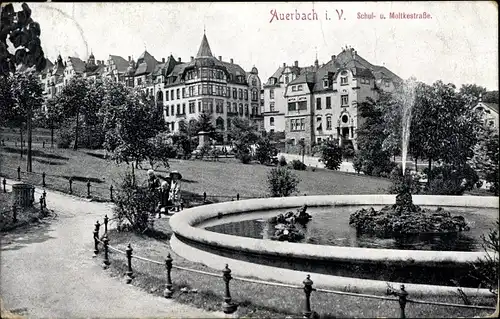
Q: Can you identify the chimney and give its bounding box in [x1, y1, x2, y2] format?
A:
[128, 56, 131, 62]
[331, 55, 336, 61]
[178, 57, 181, 62]
[230, 58, 234, 64]
[294, 60, 298, 67]
[190, 56, 194, 62]
[219, 56, 222, 61]
[162, 57, 165, 63]
[314, 60, 319, 68]
[283, 62, 286, 67]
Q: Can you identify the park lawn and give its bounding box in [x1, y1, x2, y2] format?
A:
[98, 221, 496, 318]
[0, 143, 392, 203]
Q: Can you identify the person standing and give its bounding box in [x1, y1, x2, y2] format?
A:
[157, 179, 171, 218]
[169, 171, 182, 212]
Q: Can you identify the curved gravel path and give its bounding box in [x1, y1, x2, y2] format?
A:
[1, 179, 224, 318]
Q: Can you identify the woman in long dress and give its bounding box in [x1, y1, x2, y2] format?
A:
[169, 171, 182, 212]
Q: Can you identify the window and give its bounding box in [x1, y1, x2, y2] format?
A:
[166, 90, 170, 101]
[489, 120, 495, 127]
[285, 76, 289, 84]
[239, 103, 243, 115]
[252, 89, 258, 101]
[176, 89, 180, 99]
[189, 102, 195, 114]
[227, 102, 231, 113]
[270, 89, 274, 99]
[300, 118, 305, 131]
[165, 105, 169, 116]
[209, 101, 213, 113]
[297, 85, 303, 91]
[252, 79, 257, 86]
[342, 114, 349, 123]
[270, 102, 275, 112]
[238, 89, 243, 100]
[208, 85, 213, 95]
[326, 96, 332, 109]
[316, 97, 322, 110]
[198, 101, 201, 113]
[137, 78, 142, 86]
[233, 88, 237, 99]
[177, 104, 181, 114]
[233, 102, 237, 113]
[290, 119, 296, 131]
[288, 102, 296, 111]
[270, 117, 275, 126]
[292, 86, 296, 92]
[182, 104, 186, 114]
[244, 90, 248, 100]
[298, 101, 307, 110]
[170, 90, 174, 100]
[316, 116, 322, 130]
[227, 118, 232, 130]
[171, 105, 175, 116]
[326, 116, 332, 130]
[245, 104, 249, 115]
[341, 94, 349, 107]
[182, 88, 186, 98]
[323, 79, 329, 88]
[189, 86, 194, 97]
[226, 87, 231, 98]
[340, 71, 348, 85]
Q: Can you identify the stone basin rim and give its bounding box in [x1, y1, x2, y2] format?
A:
[169, 195, 499, 264]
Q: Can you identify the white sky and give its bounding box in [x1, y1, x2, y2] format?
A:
[12, 1, 499, 90]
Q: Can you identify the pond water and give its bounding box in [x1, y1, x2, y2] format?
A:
[203, 205, 498, 252]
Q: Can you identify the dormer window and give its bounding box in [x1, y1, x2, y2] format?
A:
[292, 86, 297, 92]
[340, 71, 348, 85]
[323, 79, 329, 88]
[297, 85, 303, 91]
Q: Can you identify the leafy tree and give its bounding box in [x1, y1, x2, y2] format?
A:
[356, 94, 395, 176]
[11, 70, 43, 171]
[459, 84, 487, 106]
[320, 139, 343, 170]
[255, 137, 275, 164]
[0, 3, 46, 76]
[267, 166, 300, 197]
[229, 117, 259, 164]
[482, 91, 499, 104]
[144, 131, 174, 170]
[0, 76, 15, 127]
[194, 112, 216, 139]
[470, 124, 499, 195]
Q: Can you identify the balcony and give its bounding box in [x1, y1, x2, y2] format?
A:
[176, 113, 187, 119]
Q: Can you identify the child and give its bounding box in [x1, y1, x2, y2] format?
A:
[169, 171, 182, 212]
[157, 180, 171, 218]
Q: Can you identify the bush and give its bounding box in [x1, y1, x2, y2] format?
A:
[423, 164, 479, 195]
[113, 172, 157, 233]
[290, 159, 307, 170]
[278, 155, 287, 166]
[255, 138, 275, 164]
[57, 121, 73, 148]
[341, 143, 356, 160]
[471, 219, 499, 298]
[311, 144, 323, 157]
[267, 166, 300, 197]
[320, 140, 343, 170]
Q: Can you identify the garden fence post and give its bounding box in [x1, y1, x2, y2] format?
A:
[17, 166, 21, 180]
[222, 264, 238, 314]
[69, 177, 73, 194]
[42, 172, 46, 187]
[102, 234, 110, 269]
[2, 178, 6, 193]
[12, 205, 17, 223]
[93, 228, 99, 257]
[109, 185, 113, 201]
[104, 215, 109, 234]
[125, 244, 133, 284]
[39, 196, 44, 215]
[398, 285, 408, 319]
[86, 180, 91, 198]
[303, 275, 315, 318]
[42, 141, 45, 148]
[95, 220, 101, 238]
[43, 190, 47, 208]
[164, 253, 173, 298]
[203, 192, 207, 203]
[236, 193, 240, 201]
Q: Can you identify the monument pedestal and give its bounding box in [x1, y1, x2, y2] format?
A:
[12, 183, 35, 208]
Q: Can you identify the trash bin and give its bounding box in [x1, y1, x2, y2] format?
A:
[12, 183, 35, 208]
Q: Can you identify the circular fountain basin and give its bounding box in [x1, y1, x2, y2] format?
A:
[169, 195, 499, 296]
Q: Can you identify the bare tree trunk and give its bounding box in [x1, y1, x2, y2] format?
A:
[73, 110, 79, 150]
[27, 105, 33, 172]
[20, 125, 23, 158]
[131, 163, 136, 186]
[50, 125, 54, 148]
[414, 157, 418, 173]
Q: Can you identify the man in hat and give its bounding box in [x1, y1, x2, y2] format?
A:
[169, 171, 182, 212]
[147, 169, 161, 192]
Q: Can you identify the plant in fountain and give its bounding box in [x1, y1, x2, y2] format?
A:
[267, 205, 312, 242]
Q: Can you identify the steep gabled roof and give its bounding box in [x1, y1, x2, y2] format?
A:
[109, 55, 129, 73]
[196, 33, 214, 58]
[67, 56, 86, 74]
[134, 50, 159, 76]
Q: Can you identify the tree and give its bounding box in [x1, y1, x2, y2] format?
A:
[459, 84, 487, 106]
[0, 76, 15, 127]
[0, 3, 46, 76]
[10, 70, 43, 172]
[144, 131, 174, 170]
[267, 166, 300, 197]
[229, 117, 259, 164]
[255, 137, 275, 164]
[470, 124, 499, 195]
[482, 91, 499, 104]
[194, 112, 216, 139]
[320, 140, 343, 170]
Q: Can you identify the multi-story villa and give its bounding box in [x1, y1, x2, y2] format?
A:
[279, 46, 401, 153]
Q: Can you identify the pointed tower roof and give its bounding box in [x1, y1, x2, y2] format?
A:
[196, 33, 213, 58]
